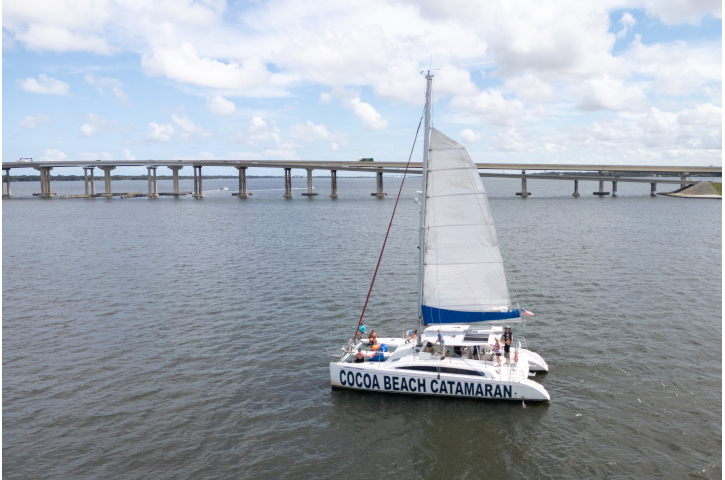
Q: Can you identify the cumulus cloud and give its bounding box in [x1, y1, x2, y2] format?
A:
[80, 124, 98, 137]
[449, 89, 525, 126]
[288, 120, 346, 149]
[142, 43, 272, 90]
[340, 94, 389, 131]
[231, 116, 282, 147]
[615, 12, 636, 39]
[146, 123, 176, 142]
[20, 114, 53, 128]
[575, 75, 649, 113]
[79, 113, 109, 138]
[85, 75, 128, 103]
[39, 149, 68, 162]
[19, 74, 69, 95]
[172, 113, 211, 140]
[121, 148, 136, 160]
[505, 74, 555, 103]
[206, 95, 236, 116]
[643, 0, 721, 25]
[459, 129, 481, 144]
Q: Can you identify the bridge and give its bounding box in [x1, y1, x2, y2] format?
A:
[1, 159, 721, 199]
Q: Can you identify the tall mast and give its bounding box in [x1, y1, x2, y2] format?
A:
[416, 72, 433, 344]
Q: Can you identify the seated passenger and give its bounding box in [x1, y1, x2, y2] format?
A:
[368, 330, 377, 345]
[353, 348, 365, 363]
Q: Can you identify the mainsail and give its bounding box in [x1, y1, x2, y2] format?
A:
[421, 128, 519, 324]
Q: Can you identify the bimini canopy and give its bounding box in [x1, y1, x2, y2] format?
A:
[422, 128, 519, 324]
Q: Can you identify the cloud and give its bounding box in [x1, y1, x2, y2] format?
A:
[77, 152, 114, 161]
[341, 94, 389, 131]
[642, 0, 722, 25]
[172, 113, 211, 140]
[230, 116, 282, 147]
[575, 75, 648, 113]
[85, 75, 128, 103]
[141, 42, 272, 90]
[20, 114, 53, 128]
[39, 149, 68, 162]
[205, 95, 236, 116]
[80, 124, 98, 137]
[449, 89, 525, 126]
[146, 123, 176, 142]
[79, 113, 109, 138]
[505, 74, 555, 103]
[459, 129, 481, 144]
[121, 148, 136, 160]
[13, 25, 110, 54]
[288, 120, 346, 149]
[19, 74, 69, 95]
[615, 12, 636, 39]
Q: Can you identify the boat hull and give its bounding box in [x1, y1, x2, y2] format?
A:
[330, 364, 550, 402]
[523, 349, 549, 372]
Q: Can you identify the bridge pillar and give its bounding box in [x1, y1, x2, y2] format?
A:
[283, 168, 293, 198]
[234, 166, 249, 198]
[573, 179, 580, 197]
[147, 166, 159, 198]
[98, 166, 116, 196]
[612, 180, 618, 197]
[372, 170, 386, 197]
[88, 167, 96, 195]
[330, 170, 339, 198]
[302, 168, 318, 196]
[167, 165, 183, 195]
[593, 170, 610, 195]
[679, 172, 690, 187]
[650, 182, 657, 196]
[33, 166, 56, 197]
[193, 166, 204, 197]
[516, 170, 529, 197]
[3, 168, 12, 198]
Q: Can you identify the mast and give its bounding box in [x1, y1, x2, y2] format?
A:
[417, 72, 433, 345]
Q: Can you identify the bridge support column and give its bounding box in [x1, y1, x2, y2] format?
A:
[612, 180, 617, 197]
[3, 168, 12, 198]
[372, 170, 386, 197]
[283, 168, 293, 198]
[651, 182, 657, 196]
[593, 170, 610, 195]
[147, 166, 159, 198]
[89, 167, 96, 195]
[302, 168, 318, 196]
[516, 170, 529, 197]
[167, 166, 183, 195]
[234, 166, 249, 198]
[98, 166, 115, 196]
[193, 166, 204, 197]
[34, 166, 56, 197]
[330, 170, 339, 198]
[573, 179, 580, 197]
[679, 172, 690, 187]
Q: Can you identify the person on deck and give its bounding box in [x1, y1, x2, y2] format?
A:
[353, 347, 365, 363]
[436, 329, 446, 358]
[493, 336, 503, 366]
[355, 323, 366, 341]
[404, 329, 417, 343]
[368, 330, 377, 345]
[502, 326, 513, 365]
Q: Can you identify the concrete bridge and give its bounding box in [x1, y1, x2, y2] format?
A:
[1, 159, 721, 199]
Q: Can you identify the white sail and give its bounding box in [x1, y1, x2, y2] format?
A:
[421, 128, 515, 323]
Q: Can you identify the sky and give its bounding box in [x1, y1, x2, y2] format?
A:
[2, 0, 722, 176]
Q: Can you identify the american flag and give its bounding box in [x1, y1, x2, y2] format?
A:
[521, 308, 535, 317]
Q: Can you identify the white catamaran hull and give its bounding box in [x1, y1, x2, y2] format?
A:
[330, 364, 550, 402]
[523, 349, 549, 372]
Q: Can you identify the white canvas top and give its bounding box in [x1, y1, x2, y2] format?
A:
[422, 128, 512, 313]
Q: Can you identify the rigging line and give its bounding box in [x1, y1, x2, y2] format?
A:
[353, 113, 425, 341]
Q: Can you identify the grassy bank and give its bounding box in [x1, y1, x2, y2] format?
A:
[713, 182, 722, 195]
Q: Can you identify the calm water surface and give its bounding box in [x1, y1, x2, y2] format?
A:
[3, 176, 722, 479]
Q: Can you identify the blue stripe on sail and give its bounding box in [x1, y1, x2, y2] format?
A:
[422, 305, 520, 324]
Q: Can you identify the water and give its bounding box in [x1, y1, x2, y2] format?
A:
[3, 176, 721, 479]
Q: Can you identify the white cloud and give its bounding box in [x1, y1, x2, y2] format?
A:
[19, 74, 69, 95]
[121, 148, 136, 160]
[80, 124, 98, 137]
[459, 129, 481, 144]
[141, 42, 272, 90]
[20, 114, 53, 128]
[172, 113, 211, 140]
[320, 92, 332, 104]
[146, 123, 176, 142]
[449, 89, 525, 126]
[79, 113, 109, 138]
[575, 75, 648, 113]
[13, 25, 110, 54]
[205, 95, 236, 116]
[39, 149, 68, 162]
[505, 74, 555, 103]
[85, 75, 128, 103]
[615, 12, 636, 39]
[642, 0, 722, 25]
[341, 95, 389, 131]
[231, 116, 282, 147]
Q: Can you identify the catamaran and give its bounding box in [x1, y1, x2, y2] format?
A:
[329, 73, 550, 401]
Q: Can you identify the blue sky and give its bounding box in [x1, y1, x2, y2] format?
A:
[3, 0, 721, 176]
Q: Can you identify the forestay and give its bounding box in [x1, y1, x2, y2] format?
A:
[421, 128, 519, 324]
